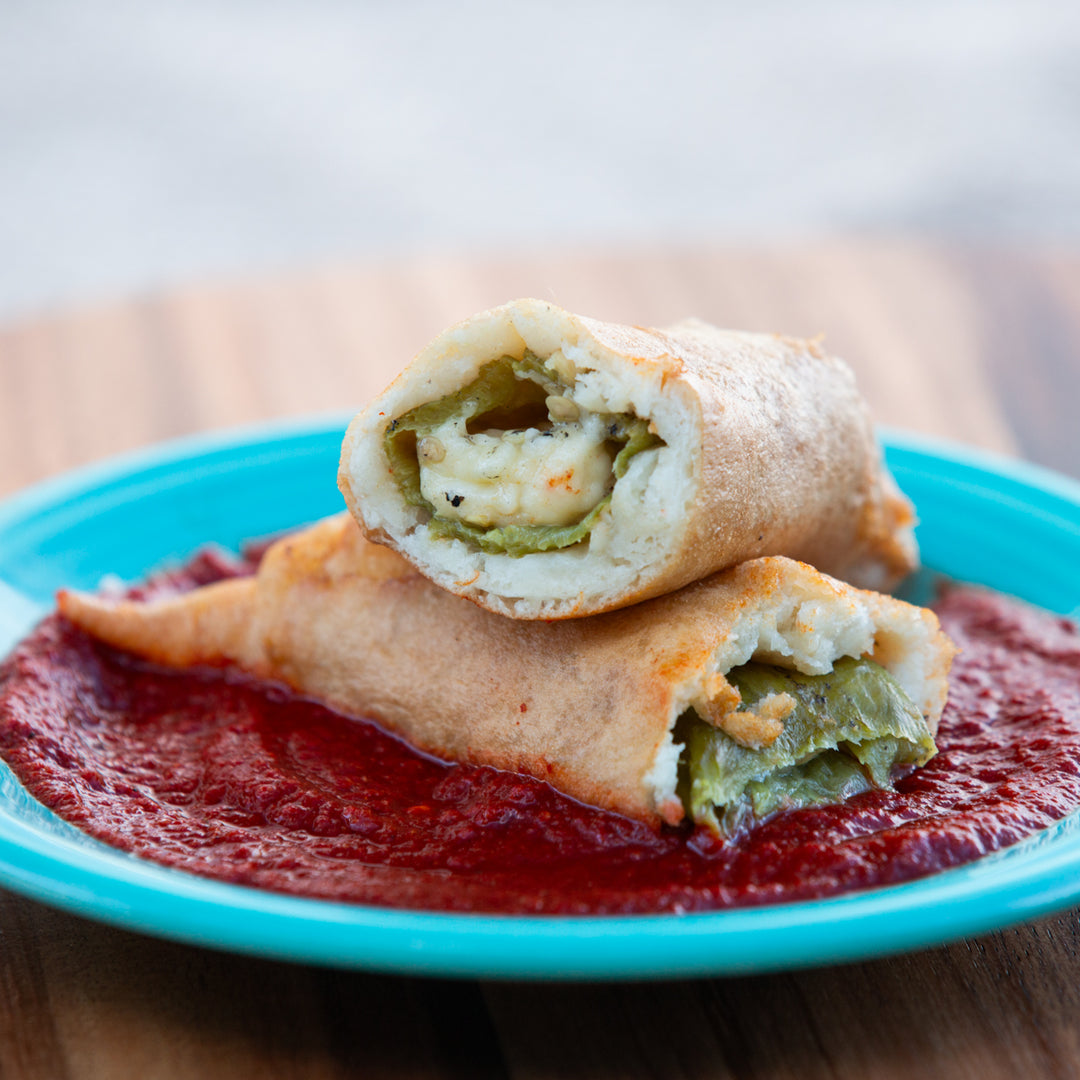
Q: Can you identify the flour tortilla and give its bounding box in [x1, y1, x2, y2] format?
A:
[339, 299, 918, 619]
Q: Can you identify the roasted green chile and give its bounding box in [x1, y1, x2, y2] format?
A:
[678, 656, 936, 835]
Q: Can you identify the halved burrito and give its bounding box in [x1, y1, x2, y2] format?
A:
[58, 515, 954, 831]
[339, 299, 918, 620]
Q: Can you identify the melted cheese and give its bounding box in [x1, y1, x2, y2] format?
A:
[418, 414, 614, 528]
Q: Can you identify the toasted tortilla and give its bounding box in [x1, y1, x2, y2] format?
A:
[58, 514, 953, 828]
[338, 299, 918, 619]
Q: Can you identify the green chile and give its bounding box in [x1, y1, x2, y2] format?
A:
[678, 656, 936, 835]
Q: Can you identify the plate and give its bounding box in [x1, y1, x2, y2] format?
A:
[1, 418, 1079, 981]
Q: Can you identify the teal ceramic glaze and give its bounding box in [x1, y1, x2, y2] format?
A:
[0, 419, 1079, 980]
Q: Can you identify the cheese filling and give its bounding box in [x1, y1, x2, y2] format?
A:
[383, 351, 664, 556]
[417, 415, 615, 529]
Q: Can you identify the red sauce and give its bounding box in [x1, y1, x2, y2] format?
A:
[2, 561, 1080, 914]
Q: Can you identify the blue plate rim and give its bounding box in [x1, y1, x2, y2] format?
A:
[1, 419, 1079, 980]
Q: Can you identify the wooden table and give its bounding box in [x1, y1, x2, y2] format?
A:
[1, 239, 1079, 1079]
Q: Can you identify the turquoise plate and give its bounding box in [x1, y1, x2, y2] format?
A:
[1, 418, 1079, 981]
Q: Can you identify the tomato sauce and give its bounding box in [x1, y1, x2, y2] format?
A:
[1, 554, 1079, 914]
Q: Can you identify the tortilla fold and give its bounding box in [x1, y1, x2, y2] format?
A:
[339, 299, 917, 619]
[58, 514, 953, 828]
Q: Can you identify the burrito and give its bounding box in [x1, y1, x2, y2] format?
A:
[58, 515, 954, 831]
[339, 299, 918, 620]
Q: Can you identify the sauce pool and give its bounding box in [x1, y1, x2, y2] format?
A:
[1, 554, 1080, 914]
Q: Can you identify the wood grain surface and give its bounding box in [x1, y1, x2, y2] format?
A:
[0, 239, 1078, 1080]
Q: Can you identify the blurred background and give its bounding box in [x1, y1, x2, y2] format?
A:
[2, 0, 1078, 322]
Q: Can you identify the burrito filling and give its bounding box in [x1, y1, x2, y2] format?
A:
[383, 351, 664, 556]
[677, 656, 936, 836]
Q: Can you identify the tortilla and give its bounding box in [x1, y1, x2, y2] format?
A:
[58, 514, 953, 830]
[338, 299, 917, 619]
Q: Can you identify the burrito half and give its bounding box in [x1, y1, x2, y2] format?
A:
[58, 515, 954, 831]
[339, 299, 918, 619]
